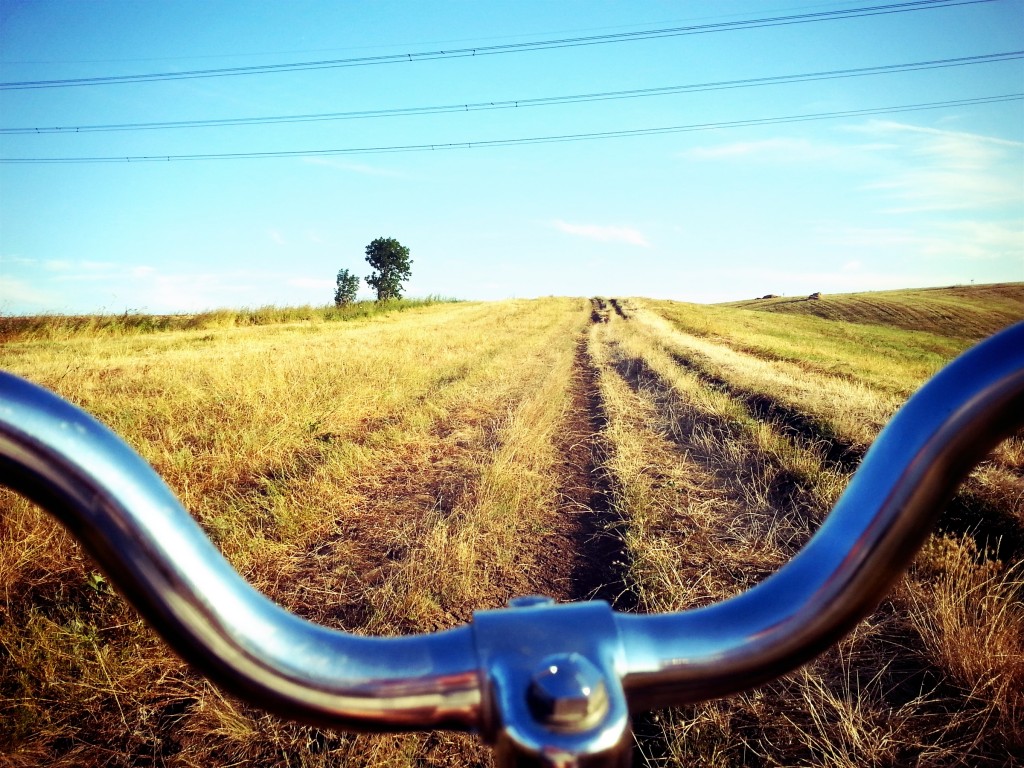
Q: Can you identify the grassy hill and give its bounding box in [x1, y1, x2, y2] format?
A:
[721, 282, 1024, 340]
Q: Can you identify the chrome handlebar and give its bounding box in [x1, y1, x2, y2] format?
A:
[2, 322, 1022, 767]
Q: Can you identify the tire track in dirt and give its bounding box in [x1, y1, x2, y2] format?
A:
[530, 298, 634, 606]
[579, 303, 674, 765]
[608, 298, 629, 320]
[286, 300, 633, 631]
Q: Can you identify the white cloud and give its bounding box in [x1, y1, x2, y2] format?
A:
[920, 220, 1024, 261]
[681, 122, 1023, 217]
[552, 219, 650, 247]
[851, 121, 1024, 213]
[868, 170, 1021, 213]
[268, 229, 287, 246]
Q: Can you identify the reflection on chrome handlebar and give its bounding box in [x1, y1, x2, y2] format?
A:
[2, 322, 1022, 768]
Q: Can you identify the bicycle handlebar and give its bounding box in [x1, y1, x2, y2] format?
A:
[2, 321, 1022, 767]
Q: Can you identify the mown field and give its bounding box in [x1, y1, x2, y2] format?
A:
[1, 284, 1022, 767]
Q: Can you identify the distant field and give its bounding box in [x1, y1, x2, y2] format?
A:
[721, 282, 1024, 339]
[0, 296, 453, 343]
[1, 289, 1021, 767]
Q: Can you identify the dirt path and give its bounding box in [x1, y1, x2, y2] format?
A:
[528, 326, 632, 605]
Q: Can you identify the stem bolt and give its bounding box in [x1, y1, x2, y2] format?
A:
[527, 653, 609, 730]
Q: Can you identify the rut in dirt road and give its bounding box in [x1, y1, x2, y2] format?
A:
[608, 298, 629, 319]
[590, 296, 611, 324]
[532, 305, 633, 607]
[567, 336, 634, 606]
[564, 303, 675, 766]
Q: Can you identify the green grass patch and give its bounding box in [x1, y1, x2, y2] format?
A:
[642, 295, 1000, 396]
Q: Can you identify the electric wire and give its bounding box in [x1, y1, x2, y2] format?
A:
[3, 93, 1018, 163]
[4, 51, 1020, 134]
[0, 0, 997, 90]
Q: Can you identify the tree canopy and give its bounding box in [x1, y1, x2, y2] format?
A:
[334, 268, 359, 307]
[364, 237, 412, 301]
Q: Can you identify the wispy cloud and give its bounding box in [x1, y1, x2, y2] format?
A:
[851, 121, 1024, 213]
[0, 254, 36, 266]
[682, 137, 847, 163]
[679, 136, 888, 164]
[852, 120, 1024, 151]
[682, 121, 1023, 215]
[36, 259, 128, 282]
[818, 220, 1024, 261]
[552, 219, 650, 247]
[0, 277, 57, 310]
[268, 229, 287, 246]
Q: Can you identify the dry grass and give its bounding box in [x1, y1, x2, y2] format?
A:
[2, 292, 1022, 766]
[589, 301, 1023, 766]
[586, 318, 839, 614]
[907, 536, 1024, 748]
[1, 298, 591, 766]
[633, 298, 1024, 536]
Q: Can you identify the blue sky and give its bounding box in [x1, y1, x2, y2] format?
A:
[1, 0, 1022, 315]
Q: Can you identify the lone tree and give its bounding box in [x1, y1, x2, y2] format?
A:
[364, 237, 412, 301]
[334, 268, 359, 307]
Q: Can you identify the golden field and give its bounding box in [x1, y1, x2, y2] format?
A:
[1, 285, 1022, 767]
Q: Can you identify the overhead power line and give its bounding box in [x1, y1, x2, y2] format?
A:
[4, 51, 1020, 134]
[0, 0, 997, 90]
[2, 93, 1018, 163]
